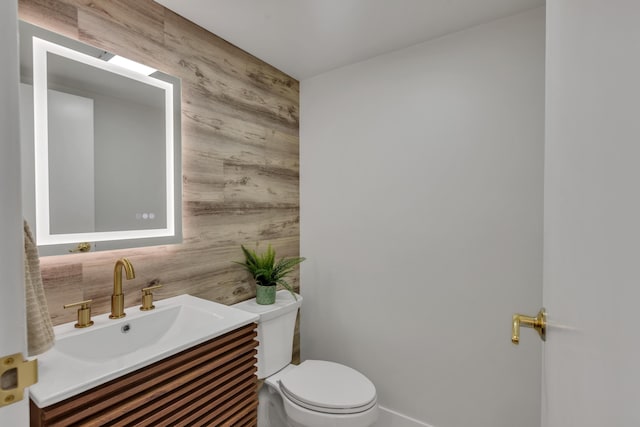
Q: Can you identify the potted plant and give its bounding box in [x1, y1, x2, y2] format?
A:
[235, 244, 305, 305]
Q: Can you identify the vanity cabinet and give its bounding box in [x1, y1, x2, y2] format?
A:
[30, 323, 258, 426]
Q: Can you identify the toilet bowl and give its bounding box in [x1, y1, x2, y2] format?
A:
[233, 291, 379, 427]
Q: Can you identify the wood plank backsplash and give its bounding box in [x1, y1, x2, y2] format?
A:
[19, 0, 300, 361]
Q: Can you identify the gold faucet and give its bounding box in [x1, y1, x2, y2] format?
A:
[110, 258, 135, 319]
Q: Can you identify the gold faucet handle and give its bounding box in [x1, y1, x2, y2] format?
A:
[63, 299, 94, 328]
[140, 285, 162, 311]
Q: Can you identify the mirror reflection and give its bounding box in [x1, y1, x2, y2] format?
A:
[19, 21, 182, 255]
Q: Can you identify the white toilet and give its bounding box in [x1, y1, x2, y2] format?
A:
[233, 290, 379, 427]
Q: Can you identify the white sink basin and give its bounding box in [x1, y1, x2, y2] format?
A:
[55, 305, 182, 361]
[29, 294, 259, 408]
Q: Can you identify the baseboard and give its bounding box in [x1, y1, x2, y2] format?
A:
[374, 406, 435, 427]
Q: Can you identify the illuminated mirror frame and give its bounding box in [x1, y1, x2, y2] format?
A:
[31, 35, 181, 252]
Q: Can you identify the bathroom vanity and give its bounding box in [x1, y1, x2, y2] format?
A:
[29, 295, 260, 426]
[30, 324, 258, 426]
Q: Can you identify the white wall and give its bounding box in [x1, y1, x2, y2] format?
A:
[543, 1, 640, 426]
[45, 89, 96, 234]
[300, 8, 545, 427]
[0, 0, 29, 424]
[93, 91, 166, 232]
[20, 85, 95, 235]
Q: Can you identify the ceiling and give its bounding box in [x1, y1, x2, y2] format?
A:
[156, 0, 544, 80]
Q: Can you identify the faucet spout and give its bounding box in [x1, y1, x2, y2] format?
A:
[110, 258, 135, 319]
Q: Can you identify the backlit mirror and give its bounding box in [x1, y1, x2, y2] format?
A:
[19, 21, 182, 256]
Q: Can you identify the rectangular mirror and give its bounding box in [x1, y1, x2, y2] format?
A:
[19, 21, 182, 256]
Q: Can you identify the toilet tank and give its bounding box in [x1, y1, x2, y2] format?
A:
[232, 290, 302, 379]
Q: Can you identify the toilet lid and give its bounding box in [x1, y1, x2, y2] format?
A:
[278, 360, 377, 414]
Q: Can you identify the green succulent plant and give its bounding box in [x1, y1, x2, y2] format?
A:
[234, 244, 305, 298]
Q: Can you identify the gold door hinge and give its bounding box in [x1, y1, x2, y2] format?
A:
[0, 353, 38, 406]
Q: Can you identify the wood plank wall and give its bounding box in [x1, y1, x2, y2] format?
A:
[18, 0, 301, 361]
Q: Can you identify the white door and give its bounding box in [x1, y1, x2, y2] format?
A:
[0, 0, 30, 425]
[543, 1, 640, 426]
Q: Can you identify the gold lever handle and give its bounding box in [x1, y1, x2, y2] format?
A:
[140, 284, 162, 311]
[68, 242, 91, 253]
[512, 308, 546, 345]
[63, 299, 94, 328]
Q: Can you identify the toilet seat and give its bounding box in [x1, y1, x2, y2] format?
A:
[278, 360, 377, 415]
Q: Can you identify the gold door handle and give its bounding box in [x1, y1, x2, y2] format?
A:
[512, 308, 546, 344]
[69, 242, 91, 253]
